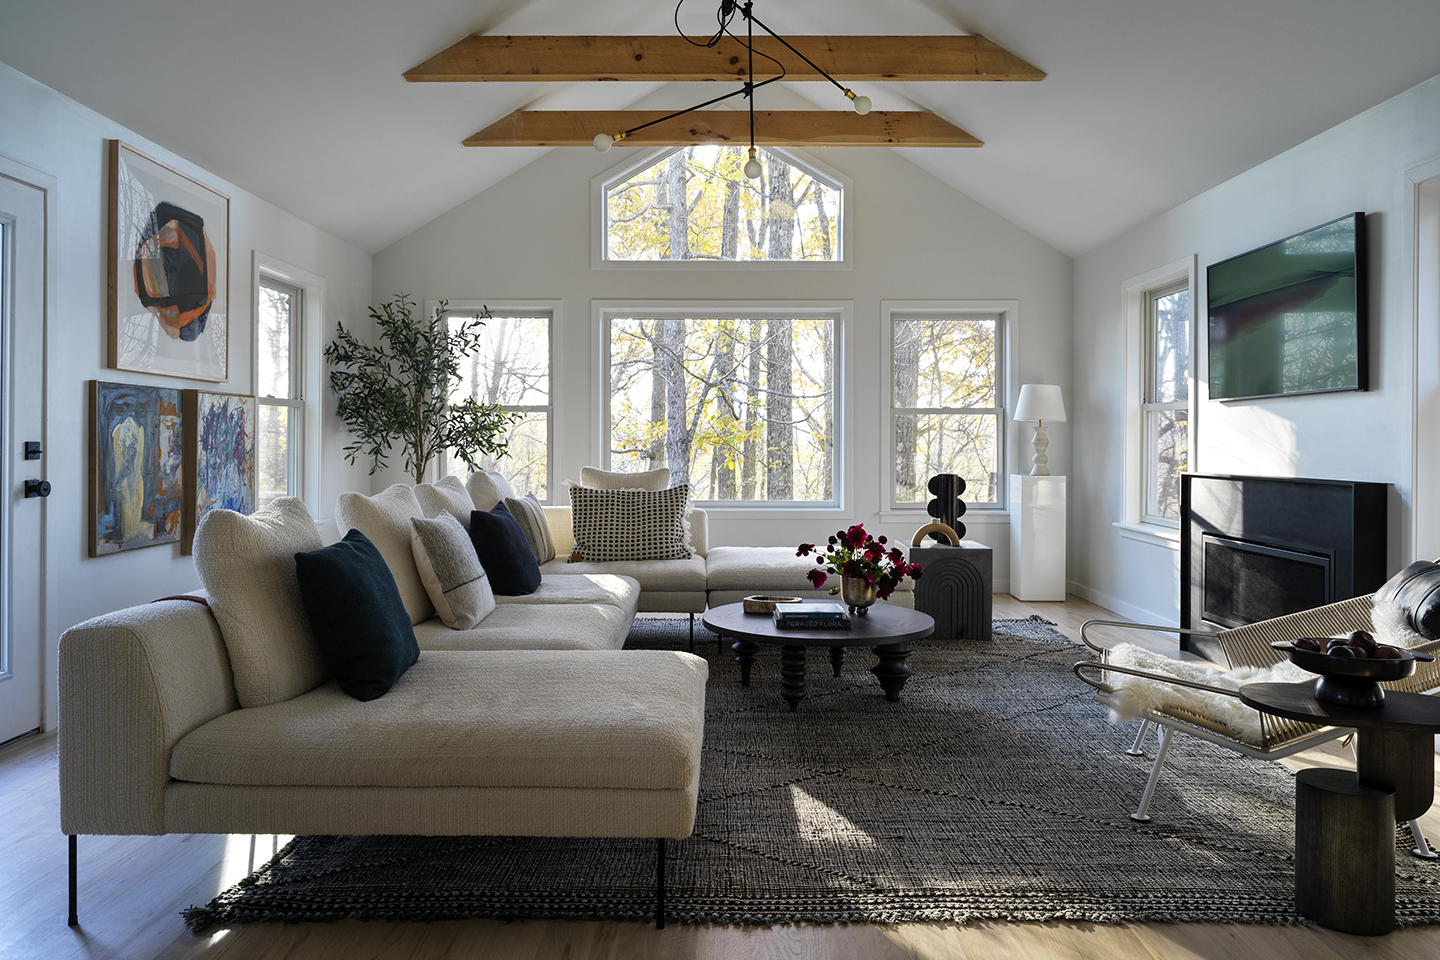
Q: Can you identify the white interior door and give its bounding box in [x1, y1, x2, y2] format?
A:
[0, 172, 47, 744]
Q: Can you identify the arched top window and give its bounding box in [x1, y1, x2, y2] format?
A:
[600, 146, 844, 264]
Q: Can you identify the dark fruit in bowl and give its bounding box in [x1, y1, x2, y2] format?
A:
[1372, 645, 1404, 660]
[1348, 630, 1377, 652]
[1328, 645, 1358, 658]
[1294, 637, 1323, 652]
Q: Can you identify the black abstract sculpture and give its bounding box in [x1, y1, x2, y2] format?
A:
[926, 474, 967, 543]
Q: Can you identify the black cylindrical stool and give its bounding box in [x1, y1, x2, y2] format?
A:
[1295, 768, 1395, 935]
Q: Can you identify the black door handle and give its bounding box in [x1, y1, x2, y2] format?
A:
[24, 479, 50, 498]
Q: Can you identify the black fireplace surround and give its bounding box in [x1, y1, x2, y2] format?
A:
[1181, 474, 1388, 662]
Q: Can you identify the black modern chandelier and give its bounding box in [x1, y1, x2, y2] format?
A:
[592, 0, 872, 178]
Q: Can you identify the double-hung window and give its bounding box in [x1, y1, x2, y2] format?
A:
[1142, 282, 1191, 524]
[884, 305, 1005, 509]
[439, 303, 552, 500]
[256, 276, 303, 507]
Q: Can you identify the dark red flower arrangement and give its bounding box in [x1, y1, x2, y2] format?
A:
[797, 524, 922, 600]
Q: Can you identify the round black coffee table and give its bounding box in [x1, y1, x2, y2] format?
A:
[1240, 681, 1440, 935]
[701, 602, 935, 711]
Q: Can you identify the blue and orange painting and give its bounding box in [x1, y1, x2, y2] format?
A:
[92, 380, 183, 555]
[195, 392, 255, 516]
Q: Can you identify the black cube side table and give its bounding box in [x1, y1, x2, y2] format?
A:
[909, 541, 993, 641]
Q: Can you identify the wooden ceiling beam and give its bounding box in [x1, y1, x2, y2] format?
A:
[408, 35, 1044, 83]
[464, 110, 982, 148]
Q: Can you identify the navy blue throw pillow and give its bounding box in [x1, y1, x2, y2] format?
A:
[294, 529, 420, 701]
[469, 503, 542, 596]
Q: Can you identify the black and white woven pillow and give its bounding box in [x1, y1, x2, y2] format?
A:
[569, 483, 693, 562]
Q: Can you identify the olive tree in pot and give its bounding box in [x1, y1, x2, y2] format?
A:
[326, 294, 518, 484]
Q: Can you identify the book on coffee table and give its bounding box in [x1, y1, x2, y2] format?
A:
[773, 602, 851, 629]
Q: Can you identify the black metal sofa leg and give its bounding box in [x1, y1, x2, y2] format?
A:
[655, 837, 666, 929]
[68, 834, 78, 926]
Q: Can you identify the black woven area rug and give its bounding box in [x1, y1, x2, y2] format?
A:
[184, 616, 1440, 930]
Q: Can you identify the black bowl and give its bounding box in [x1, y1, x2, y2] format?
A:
[1271, 640, 1434, 707]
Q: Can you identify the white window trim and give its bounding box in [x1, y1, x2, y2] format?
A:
[252, 251, 323, 517]
[591, 299, 852, 517]
[878, 300, 1017, 521]
[1116, 256, 1196, 547]
[425, 298, 557, 500]
[590, 145, 853, 271]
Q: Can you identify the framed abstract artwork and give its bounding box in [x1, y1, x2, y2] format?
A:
[108, 140, 230, 382]
[181, 390, 256, 554]
[90, 380, 184, 556]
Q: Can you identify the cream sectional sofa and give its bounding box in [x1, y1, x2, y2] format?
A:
[58, 493, 708, 931]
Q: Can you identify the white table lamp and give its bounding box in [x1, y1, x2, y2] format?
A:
[1015, 384, 1066, 476]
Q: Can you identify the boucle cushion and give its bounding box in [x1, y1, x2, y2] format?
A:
[570, 483, 693, 562]
[504, 493, 556, 564]
[414, 475, 475, 527]
[579, 465, 671, 491]
[335, 484, 434, 625]
[411, 512, 496, 629]
[294, 529, 420, 701]
[466, 471, 517, 512]
[1105, 642, 1313, 745]
[192, 497, 326, 709]
[169, 649, 709, 789]
[469, 503, 542, 595]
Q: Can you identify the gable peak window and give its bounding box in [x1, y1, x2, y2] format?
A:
[602, 146, 841, 263]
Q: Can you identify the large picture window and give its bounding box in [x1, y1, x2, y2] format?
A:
[602, 146, 842, 263]
[602, 309, 839, 504]
[440, 305, 552, 500]
[887, 311, 1003, 508]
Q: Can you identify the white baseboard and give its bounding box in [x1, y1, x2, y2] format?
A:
[1068, 580, 1175, 629]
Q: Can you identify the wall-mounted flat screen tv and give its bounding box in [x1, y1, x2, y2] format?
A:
[1207, 212, 1367, 401]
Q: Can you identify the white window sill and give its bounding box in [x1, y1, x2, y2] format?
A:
[879, 509, 1009, 525]
[1114, 521, 1181, 550]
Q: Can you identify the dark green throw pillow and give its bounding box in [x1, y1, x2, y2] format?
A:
[294, 529, 420, 701]
[469, 503, 542, 595]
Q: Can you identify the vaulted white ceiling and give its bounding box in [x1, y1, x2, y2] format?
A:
[3, 0, 1438, 257]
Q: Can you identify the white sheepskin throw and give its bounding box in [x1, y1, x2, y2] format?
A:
[1104, 643, 1313, 745]
[1369, 594, 1427, 649]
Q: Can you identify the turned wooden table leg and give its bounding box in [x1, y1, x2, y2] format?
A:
[732, 637, 759, 686]
[871, 641, 914, 701]
[780, 645, 807, 711]
[830, 646, 846, 677]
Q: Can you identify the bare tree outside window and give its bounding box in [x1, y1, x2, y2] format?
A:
[443, 310, 551, 499]
[890, 315, 1001, 506]
[607, 315, 835, 503]
[605, 146, 840, 262]
[257, 278, 301, 506]
[1145, 284, 1190, 522]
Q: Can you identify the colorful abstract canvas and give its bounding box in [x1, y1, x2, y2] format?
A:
[108, 140, 229, 382]
[182, 390, 256, 554]
[90, 380, 184, 556]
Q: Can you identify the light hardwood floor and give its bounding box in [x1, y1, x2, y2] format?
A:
[5, 594, 1439, 960]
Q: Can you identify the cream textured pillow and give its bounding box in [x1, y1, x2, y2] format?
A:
[335, 484, 435, 625]
[569, 483, 693, 562]
[414, 474, 474, 527]
[192, 497, 327, 709]
[411, 513, 495, 629]
[504, 494, 556, 564]
[580, 465, 671, 491]
[466, 471, 518, 512]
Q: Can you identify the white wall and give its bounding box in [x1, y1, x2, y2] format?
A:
[0, 62, 373, 731]
[1071, 73, 1440, 626]
[372, 143, 1073, 573]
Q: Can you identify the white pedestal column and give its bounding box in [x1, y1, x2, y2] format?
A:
[1009, 474, 1067, 601]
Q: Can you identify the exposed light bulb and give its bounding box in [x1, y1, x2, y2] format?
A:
[593, 133, 615, 152]
[844, 88, 872, 115]
[743, 149, 762, 179]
